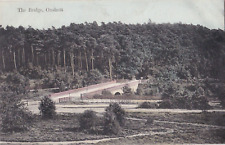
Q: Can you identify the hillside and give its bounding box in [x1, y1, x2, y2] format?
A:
[0, 22, 224, 103]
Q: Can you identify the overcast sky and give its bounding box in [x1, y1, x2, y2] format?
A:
[0, 0, 224, 29]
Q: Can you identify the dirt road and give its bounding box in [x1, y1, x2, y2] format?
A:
[26, 99, 225, 115]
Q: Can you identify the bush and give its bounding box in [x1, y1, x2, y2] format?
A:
[42, 72, 56, 88]
[38, 96, 56, 119]
[217, 88, 225, 108]
[122, 85, 133, 96]
[102, 89, 113, 97]
[0, 93, 33, 132]
[145, 117, 154, 126]
[103, 110, 121, 135]
[6, 72, 26, 84]
[173, 97, 191, 109]
[93, 94, 102, 99]
[105, 103, 126, 126]
[158, 95, 211, 110]
[79, 110, 97, 131]
[158, 99, 173, 109]
[220, 98, 225, 108]
[136, 84, 145, 96]
[85, 69, 103, 86]
[190, 95, 211, 110]
[138, 102, 158, 109]
[144, 88, 154, 96]
[19, 66, 44, 79]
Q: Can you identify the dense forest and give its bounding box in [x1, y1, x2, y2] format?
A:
[0, 22, 224, 103]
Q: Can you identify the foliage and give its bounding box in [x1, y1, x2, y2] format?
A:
[42, 69, 85, 90]
[158, 95, 211, 110]
[122, 84, 133, 96]
[85, 69, 103, 86]
[103, 109, 121, 135]
[211, 85, 225, 108]
[1, 22, 224, 82]
[138, 102, 158, 109]
[101, 89, 113, 97]
[136, 84, 145, 96]
[220, 97, 225, 108]
[79, 110, 97, 131]
[190, 95, 211, 110]
[0, 93, 33, 132]
[145, 117, 154, 126]
[6, 72, 26, 84]
[42, 71, 57, 88]
[92, 94, 102, 99]
[103, 103, 125, 135]
[105, 103, 126, 126]
[38, 96, 56, 119]
[19, 65, 44, 79]
[158, 99, 173, 109]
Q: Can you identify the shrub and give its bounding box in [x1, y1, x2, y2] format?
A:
[5, 73, 29, 95]
[42, 72, 56, 88]
[190, 95, 211, 110]
[145, 117, 154, 126]
[122, 84, 133, 96]
[0, 93, 33, 132]
[85, 69, 103, 85]
[79, 110, 97, 131]
[93, 94, 102, 99]
[6, 72, 26, 84]
[161, 92, 171, 100]
[136, 84, 145, 96]
[173, 97, 191, 109]
[19, 66, 44, 79]
[220, 98, 225, 108]
[138, 102, 158, 109]
[158, 95, 211, 110]
[102, 89, 113, 97]
[103, 110, 121, 135]
[144, 88, 154, 96]
[185, 85, 197, 92]
[105, 103, 126, 126]
[217, 88, 225, 108]
[38, 96, 56, 119]
[158, 99, 173, 109]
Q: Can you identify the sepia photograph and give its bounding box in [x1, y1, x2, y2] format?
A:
[0, 0, 224, 144]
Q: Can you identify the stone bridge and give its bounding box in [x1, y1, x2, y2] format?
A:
[49, 79, 148, 103]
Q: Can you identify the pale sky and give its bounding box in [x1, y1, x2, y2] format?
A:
[0, 0, 224, 29]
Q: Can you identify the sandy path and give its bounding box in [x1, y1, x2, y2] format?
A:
[127, 117, 225, 129]
[154, 120, 225, 129]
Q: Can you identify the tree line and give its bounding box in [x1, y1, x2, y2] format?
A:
[0, 22, 224, 81]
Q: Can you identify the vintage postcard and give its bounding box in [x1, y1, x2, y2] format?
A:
[0, 0, 224, 144]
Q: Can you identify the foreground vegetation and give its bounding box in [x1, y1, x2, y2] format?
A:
[0, 87, 224, 143]
[0, 111, 224, 144]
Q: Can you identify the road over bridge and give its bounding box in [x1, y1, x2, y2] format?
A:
[49, 79, 147, 103]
